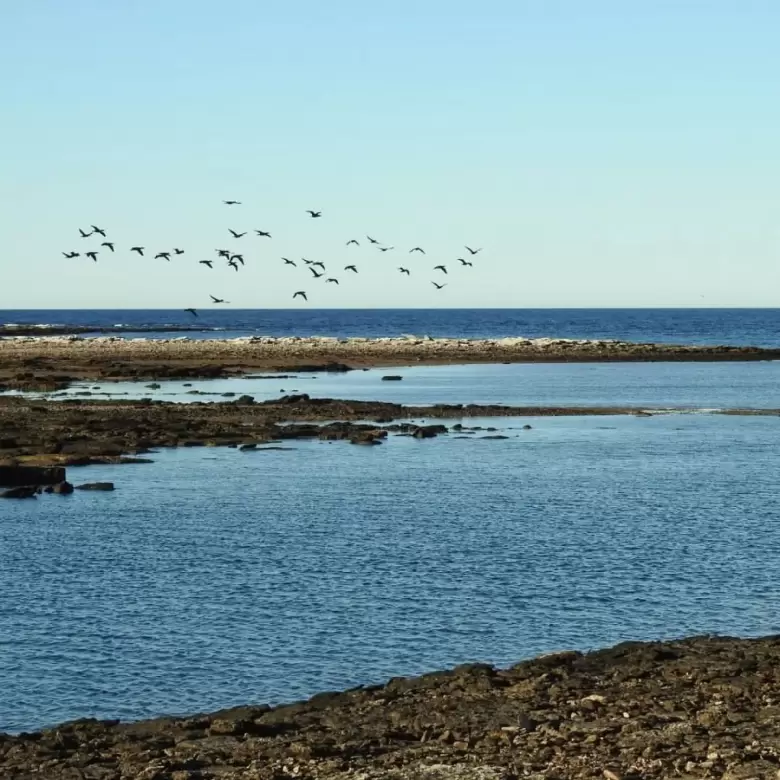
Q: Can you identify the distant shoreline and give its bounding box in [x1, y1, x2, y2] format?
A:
[1, 334, 779, 390]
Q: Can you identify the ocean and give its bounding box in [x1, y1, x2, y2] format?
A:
[1, 308, 779, 734]
[3, 307, 780, 345]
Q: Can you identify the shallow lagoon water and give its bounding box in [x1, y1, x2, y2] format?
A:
[43, 360, 780, 410]
[2, 412, 780, 733]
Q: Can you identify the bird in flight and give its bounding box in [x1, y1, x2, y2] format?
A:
[229, 229, 246, 238]
[458, 258, 473, 267]
[255, 230, 271, 238]
[366, 236, 380, 244]
[155, 252, 171, 261]
[101, 242, 115, 252]
[62, 251, 80, 259]
[173, 248, 185, 255]
[282, 258, 297, 266]
[465, 246, 482, 255]
[310, 268, 324, 278]
[346, 239, 360, 246]
[184, 308, 198, 317]
[79, 228, 93, 238]
[432, 281, 446, 290]
[199, 260, 214, 268]
[434, 264, 448, 274]
[91, 225, 107, 237]
[210, 295, 227, 303]
[398, 267, 410, 275]
[216, 249, 231, 258]
[223, 200, 241, 205]
[85, 251, 99, 262]
[130, 246, 145, 256]
[230, 254, 245, 265]
[302, 258, 313, 265]
[344, 265, 358, 273]
[379, 246, 394, 252]
[228, 259, 239, 272]
[326, 277, 339, 284]
[293, 291, 308, 300]
[312, 261, 326, 270]
[409, 247, 425, 254]
[306, 210, 322, 218]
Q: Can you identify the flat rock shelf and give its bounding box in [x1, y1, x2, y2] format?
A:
[1, 636, 778, 779]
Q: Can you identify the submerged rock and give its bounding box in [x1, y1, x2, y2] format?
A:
[0, 485, 38, 498]
[75, 482, 115, 491]
[382, 375, 403, 381]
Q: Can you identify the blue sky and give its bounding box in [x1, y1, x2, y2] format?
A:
[2, 1, 778, 308]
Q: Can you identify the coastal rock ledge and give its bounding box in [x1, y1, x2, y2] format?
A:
[2, 635, 779, 779]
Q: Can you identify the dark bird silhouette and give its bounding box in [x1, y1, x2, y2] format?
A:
[216, 249, 231, 258]
[62, 251, 80, 259]
[283, 257, 297, 266]
[432, 281, 446, 290]
[293, 291, 308, 300]
[379, 246, 394, 252]
[173, 248, 185, 255]
[302, 258, 313, 265]
[210, 295, 227, 303]
[310, 268, 324, 278]
[346, 239, 360, 246]
[434, 264, 448, 274]
[223, 200, 241, 205]
[326, 278, 339, 284]
[155, 252, 171, 261]
[398, 267, 410, 275]
[230, 254, 245, 265]
[458, 258, 473, 267]
[229, 229, 246, 238]
[366, 235, 380, 244]
[254, 230, 271, 238]
[344, 265, 358, 273]
[409, 247, 425, 254]
[184, 308, 198, 317]
[199, 260, 214, 268]
[79, 228, 93, 238]
[101, 242, 115, 252]
[465, 246, 482, 255]
[306, 210, 322, 218]
[91, 225, 106, 237]
[312, 261, 326, 270]
[85, 251, 98, 262]
[130, 246, 145, 256]
[228, 259, 239, 271]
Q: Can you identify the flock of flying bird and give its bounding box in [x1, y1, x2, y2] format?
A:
[62, 202, 482, 316]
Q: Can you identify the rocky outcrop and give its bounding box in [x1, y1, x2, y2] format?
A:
[0, 465, 66, 487]
[0, 485, 38, 498]
[1, 636, 778, 779]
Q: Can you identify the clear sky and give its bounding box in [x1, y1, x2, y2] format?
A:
[2, 1, 778, 309]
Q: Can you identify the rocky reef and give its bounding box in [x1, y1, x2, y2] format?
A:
[1, 635, 778, 779]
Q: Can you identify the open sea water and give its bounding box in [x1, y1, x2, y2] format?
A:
[1, 309, 780, 733]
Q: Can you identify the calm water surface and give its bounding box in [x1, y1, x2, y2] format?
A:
[2, 413, 779, 733]
[36, 361, 780, 410]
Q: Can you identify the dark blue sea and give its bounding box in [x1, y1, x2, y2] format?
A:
[2, 308, 780, 734]
[3, 308, 780, 346]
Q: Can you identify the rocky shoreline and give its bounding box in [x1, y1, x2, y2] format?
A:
[1, 335, 779, 391]
[2, 635, 778, 779]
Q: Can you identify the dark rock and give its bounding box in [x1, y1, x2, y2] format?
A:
[522, 424, 532, 430]
[274, 393, 311, 404]
[382, 375, 403, 381]
[232, 395, 255, 405]
[145, 383, 162, 389]
[0, 465, 66, 487]
[221, 392, 236, 397]
[350, 437, 382, 445]
[412, 425, 448, 439]
[239, 443, 257, 451]
[481, 435, 510, 440]
[75, 482, 115, 491]
[45, 481, 74, 495]
[1, 485, 38, 498]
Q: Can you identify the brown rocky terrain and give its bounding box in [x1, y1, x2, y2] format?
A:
[0, 394, 640, 471]
[1, 635, 778, 779]
[1, 335, 779, 391]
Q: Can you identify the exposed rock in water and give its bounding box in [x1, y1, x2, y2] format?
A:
[0, 485, 38, 498]
[44, 481, 74, 494]
[412, 424, 449, 439]
[2, 636, 779, 779]
[382, 375, 403, 381]
[0, 465, 66, 487]
[74, 482, 115, 491]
